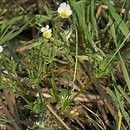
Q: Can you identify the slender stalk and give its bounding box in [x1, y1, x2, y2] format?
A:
[72, 27, 78, 88]
[69, 77, 97, 105]
[104, 32, 130, 70]
[47, 104, 71, 130]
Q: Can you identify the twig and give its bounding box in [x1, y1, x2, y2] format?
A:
[47, 104, 71, 130]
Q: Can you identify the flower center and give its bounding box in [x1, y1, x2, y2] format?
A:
[60, 10, 69, 18]
[43, 31, 51, 38]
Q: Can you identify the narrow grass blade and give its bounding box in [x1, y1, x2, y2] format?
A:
[118, 85, 130, 104]
[104, 0, 129, 37]
[91, 0, 98, 39]
[119, 54, 130, 91]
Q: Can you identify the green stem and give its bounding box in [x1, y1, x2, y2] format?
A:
[104, 32, 130, 70]
[117, 110, 122, 130]
[73, 27, 78, 84]
[69, 77, 97, 104]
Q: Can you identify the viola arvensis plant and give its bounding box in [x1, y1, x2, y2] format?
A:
[41, 25, 52, 39]
[57, 2, 72, 18]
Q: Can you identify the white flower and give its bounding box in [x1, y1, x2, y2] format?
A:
[0, 45, 3, 53]
[40, 25, 52, 38]
[57, 2, 72, 18]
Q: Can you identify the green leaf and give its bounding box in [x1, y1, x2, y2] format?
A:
[106, 87, 118, 102]
[0, 18, 33, 45]
[104, 0, 129, 37]
[44, 127, 54, 130]
[118, 85, 130, 104]
[119, 54, 130, 91]
[33, 15, 52, 25]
